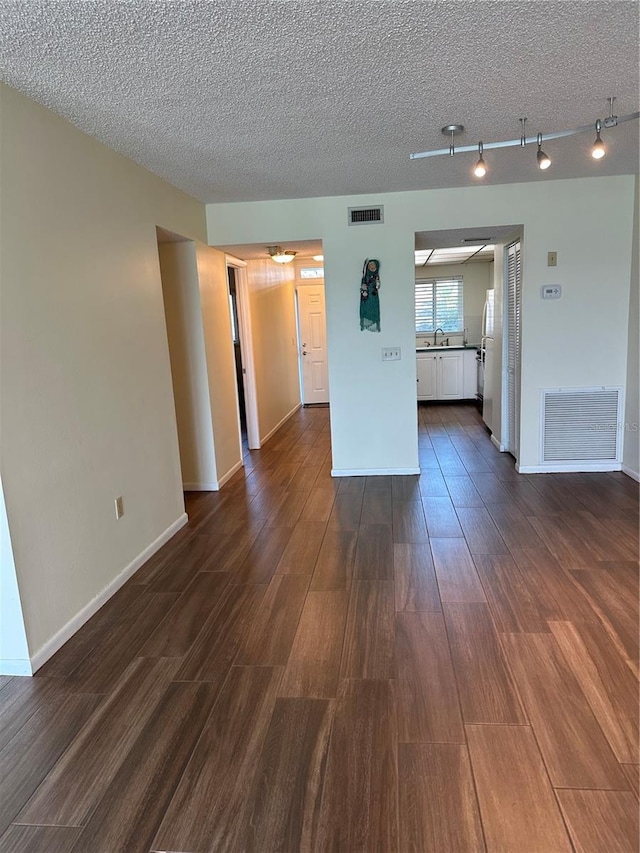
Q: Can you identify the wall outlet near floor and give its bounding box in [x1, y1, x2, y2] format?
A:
[114, 496, 124, 519]
[382, 347, 401, 361]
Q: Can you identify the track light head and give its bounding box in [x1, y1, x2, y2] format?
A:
[591, 118, 606, 159]
[536, 133, 551, 170]
[473, 141, 487, 177]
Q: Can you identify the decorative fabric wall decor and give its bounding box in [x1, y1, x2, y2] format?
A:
[360, 258, 381, 332]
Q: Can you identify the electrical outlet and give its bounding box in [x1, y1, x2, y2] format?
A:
[541, 284, 562, 299]
[382, 347, 401, 361]
[547, 251, 557, 267]
[115, 496, 124, 519]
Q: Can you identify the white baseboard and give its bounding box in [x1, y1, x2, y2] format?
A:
[490, 435, 506, 452]
[331, 467, 421, 477]
[217, 459, 244, 489]
[29, 512, 188, 674]
[517, 462, 623, 474]
[260, 403, 302, 446]
[0, 658, 32, 676]
[621, 464, 640, 483]
[183, 482, 219, 491]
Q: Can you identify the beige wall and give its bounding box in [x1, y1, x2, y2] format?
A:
[1, 84, 207, 661]
[158, 241, 218, 488]
[623, 175, 639, 477]
[245, 259, 301, 442]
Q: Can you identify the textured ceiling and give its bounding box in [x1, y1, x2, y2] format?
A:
[1, 1, 638, 203]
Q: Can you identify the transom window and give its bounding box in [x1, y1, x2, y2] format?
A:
[415, 277, 464, 333]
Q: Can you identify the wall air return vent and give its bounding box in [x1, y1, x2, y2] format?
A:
[540, 387, 623, 465]
[348, 205, 384, 225]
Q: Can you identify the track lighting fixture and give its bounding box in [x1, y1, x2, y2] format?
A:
[591, 118, 605, 159]
[267, 245, 296, 264]
[536, 133, 551, 170]
[410, 99, 639, 174]
[473, 141, 487, 178]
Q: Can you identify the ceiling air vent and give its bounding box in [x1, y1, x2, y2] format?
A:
[541, 387, 623, 464]
[348, 205, 384, 226]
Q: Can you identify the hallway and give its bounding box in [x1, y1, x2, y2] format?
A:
[0, 404, 638, 851]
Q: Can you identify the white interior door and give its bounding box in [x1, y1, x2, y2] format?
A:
[297, 284, 329, 404]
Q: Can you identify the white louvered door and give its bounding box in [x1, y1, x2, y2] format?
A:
[506, 241, 521, 458]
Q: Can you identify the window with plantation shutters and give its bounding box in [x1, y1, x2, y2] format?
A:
[415, 278, 464, 333]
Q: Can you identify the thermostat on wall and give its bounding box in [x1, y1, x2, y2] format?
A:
[541, 284, 562, 299]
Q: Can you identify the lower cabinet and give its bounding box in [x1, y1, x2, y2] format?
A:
[417, 349, 477, 400]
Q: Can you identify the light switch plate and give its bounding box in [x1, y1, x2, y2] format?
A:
[382, 347, 401, 361]
[541, 284, 562, 299]
[547, 251, 558, 267]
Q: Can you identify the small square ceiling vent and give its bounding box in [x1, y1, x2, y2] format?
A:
[348, 205, 384, 225]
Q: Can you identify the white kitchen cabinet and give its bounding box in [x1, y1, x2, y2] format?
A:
[462, 349, 478, 399]
[417, 351, 463, 400]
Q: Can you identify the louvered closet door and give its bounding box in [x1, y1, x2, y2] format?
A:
[506, 241, 521, 458]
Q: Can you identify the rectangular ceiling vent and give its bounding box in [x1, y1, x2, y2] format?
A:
[541, 387, 623, 464]
[348, 205, 384, 226]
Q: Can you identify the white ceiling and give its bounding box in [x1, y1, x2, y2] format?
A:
[1, 2, 638, 203]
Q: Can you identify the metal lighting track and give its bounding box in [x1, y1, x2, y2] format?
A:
[410, 112, 640, 160]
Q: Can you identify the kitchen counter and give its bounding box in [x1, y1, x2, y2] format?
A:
[416, 344, 479, 352]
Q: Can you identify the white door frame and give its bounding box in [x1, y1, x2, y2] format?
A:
[225, 255, 260, 450]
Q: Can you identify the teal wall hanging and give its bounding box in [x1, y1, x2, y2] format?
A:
[360, 258, 381, 332]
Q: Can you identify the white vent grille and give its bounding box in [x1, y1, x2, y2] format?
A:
[541, 387, 623, 463]
[348, 205, 384, 225]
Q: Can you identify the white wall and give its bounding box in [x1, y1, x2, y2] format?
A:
[245, 259, 301, 443]
[158, 241, 219, 489]
[623, 174, 639, 478]
[1, 84, 207, 664]
[206, 175, 636, 473]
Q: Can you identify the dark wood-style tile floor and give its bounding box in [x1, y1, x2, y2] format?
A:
[2, 403, 639, 852]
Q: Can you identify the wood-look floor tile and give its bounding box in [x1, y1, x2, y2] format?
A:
[70, 682, 218, 853]
[621, 763, 640, 800]
[310, 529, 356, 591]
[393, 542, 441, 611]
[419, 468, 449, 496]
[286, 464, 321, 492]
[396, 612, 465, 743]
[484, 501, 544, 549]
[276, 521, 327, 575]
[233, 526, 293, 584]
[0, 677, 70, 753]
[468, 472, 512, 503]
[238, 574, 310, 666]
[152, 666, 282, 853]
[391, 474, 421, 501]
[472, 554, 550, 633]
[198, 518, 265, 573]
[280, 591, 348, 698]
[129, 526, 195, 585]
[393, 500, 429, 543]
[417, 446, 439, 470]
[549, 620, 638, 763]
[241, 698, 334, 852]
[340, 580, 395, 679]
[0, 694, 102, 837]
[430, 538, 486, 603]
[455, 506, 510, 555]
[556, 789, 639, 853]
[35, 582, 147, 677]
[361, 488, 393, 524]
[443, 603, 527, 725]
[18, 658, 178, 827]
[337, 476, 366, 494]
[176, 583, 267, 682]
[569, 563, 639, 665]
[140, 571, 231, 657]
[354, 523, 393, 579]
[365, 475, 393, 491]
[562, 510, 638, 562]
[64, 593, 178, 694]
[0, 825, 82, 853]
[300, 488, 336, 522]
[398, 743, 485, 853]
[501, 478, 566, 516]
[264, 490, 307, 529]
[422, 495, 463, 537]
[315, 679, 398, 853]
[502, 632, 627, 789]
[326, 492, 363, 530]
[444, 474, 484, 507]
[526, 515, 597, 570]
[466, 724, 572, 853]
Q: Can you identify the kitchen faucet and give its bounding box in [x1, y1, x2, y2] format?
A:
[434, 327, 445, 346]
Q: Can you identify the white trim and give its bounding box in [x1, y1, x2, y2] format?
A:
[183, 482, 220, 491]
[517, 462, 622, 474]
[332, 467, 421, 477]
[227, 259, 260, 450]
[621, 464, 640, 482]
[217, 459, 244, 488]
[261, 403, 302, 445]
[490, 434, 506, 452]
[0, 658, 32, 677]
[29, 513, 188, 673]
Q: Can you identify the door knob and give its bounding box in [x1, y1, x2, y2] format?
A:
[302, 350, 308, 356]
